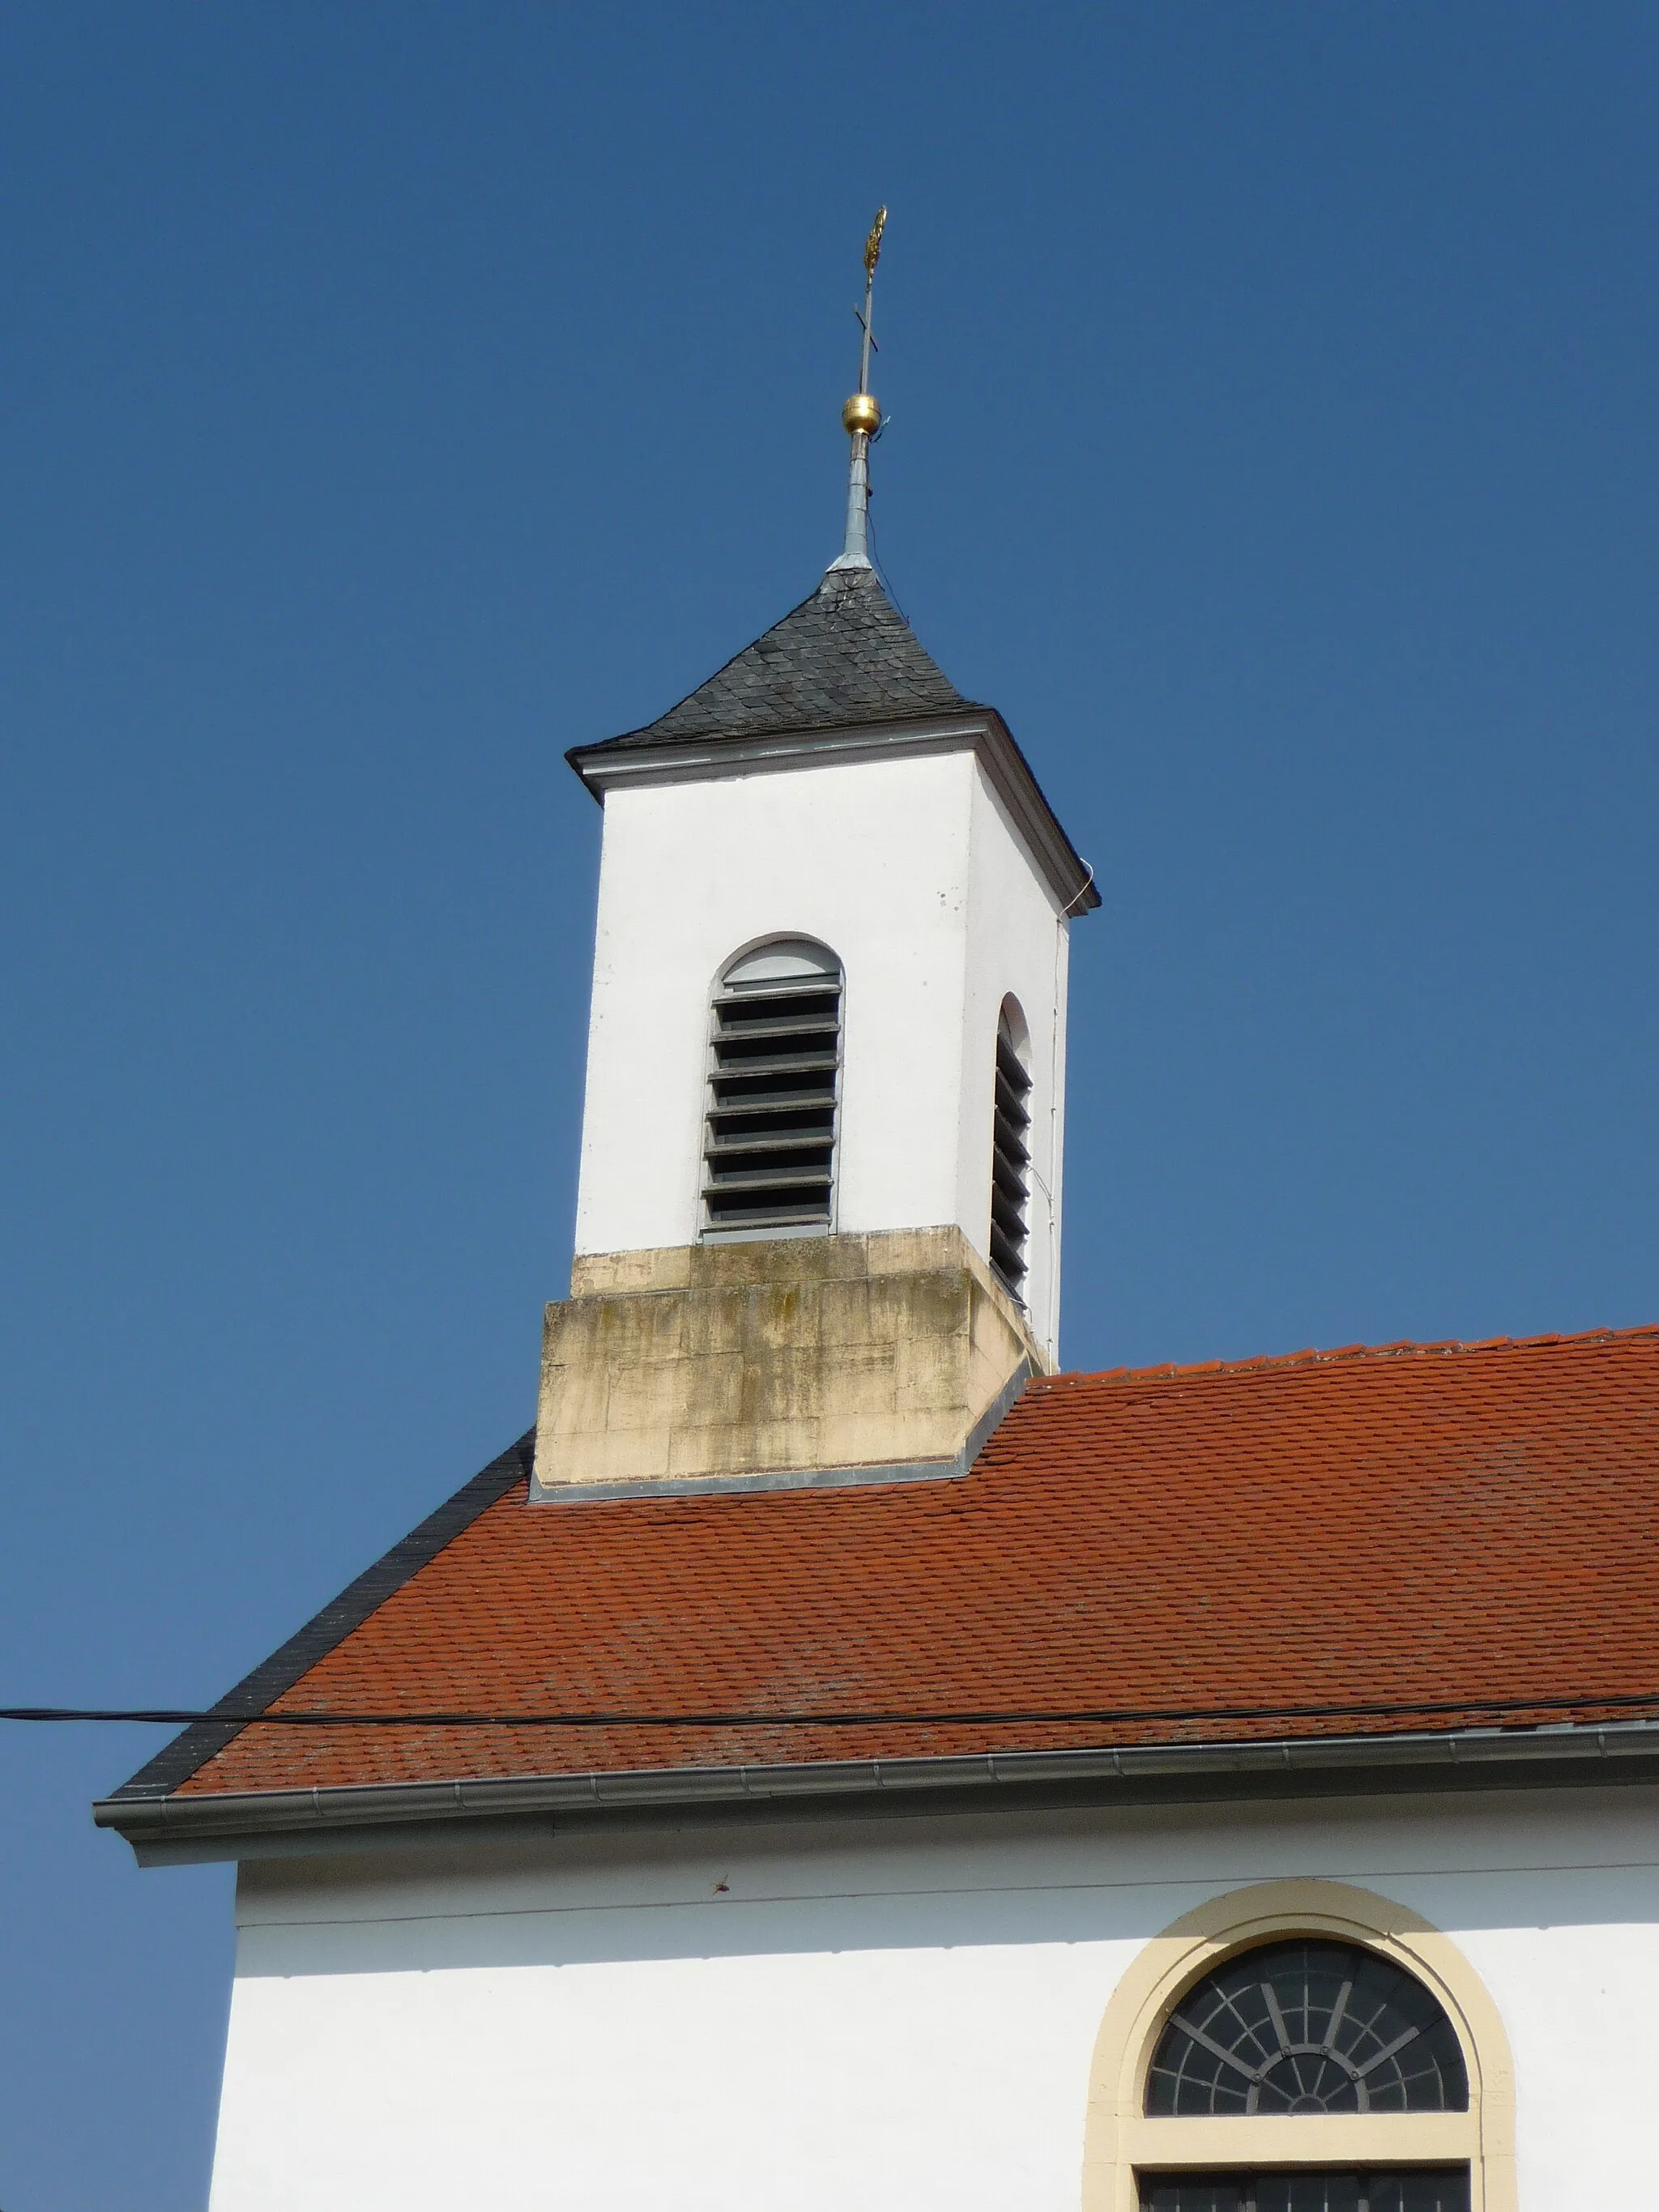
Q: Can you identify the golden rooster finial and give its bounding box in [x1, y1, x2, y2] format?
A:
[832, 207, 890, 571]
[864, 206, 887, 281]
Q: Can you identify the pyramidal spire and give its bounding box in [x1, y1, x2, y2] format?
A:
[828, 207, 887, 573]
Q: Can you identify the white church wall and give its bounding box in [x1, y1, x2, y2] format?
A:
[208, 1784, 1659, 2212]
[573, 746, 1068, 1352]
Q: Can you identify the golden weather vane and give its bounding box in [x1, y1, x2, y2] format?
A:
[851, 205, 888, 407]
[864, 205, 887, 282]
[833, 207, 889, 571]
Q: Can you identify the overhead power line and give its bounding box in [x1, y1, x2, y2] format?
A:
[1, 1690, 1656, 1731]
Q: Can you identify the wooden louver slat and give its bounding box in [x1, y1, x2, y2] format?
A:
[989, 1024, 1034, 1300]
[702, 975, 841, 1234]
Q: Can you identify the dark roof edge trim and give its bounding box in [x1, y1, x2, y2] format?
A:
[102, 1430, 536, 1804]
[95, 1717, 1659, 1863]
[566, 712, 1101, 918]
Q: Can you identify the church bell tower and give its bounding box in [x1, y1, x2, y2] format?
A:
[532, 215, 1098, 1501]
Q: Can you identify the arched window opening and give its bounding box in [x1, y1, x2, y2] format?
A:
[1146, 1940, 1469, 2117]
[702, 939, 842, 1238]
[1082, 1882, 1507, 2212]
[990, 1000, 1033, 1300]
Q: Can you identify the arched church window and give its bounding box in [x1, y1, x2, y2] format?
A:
[1139, 1940, 1469, 2212]
[702, 938, 842, 1237]
[989, 999, 1033, 1300]
[1147, 1940, 1469, 2116]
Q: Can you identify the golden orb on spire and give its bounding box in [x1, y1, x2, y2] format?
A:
[842, 391, 882, 437]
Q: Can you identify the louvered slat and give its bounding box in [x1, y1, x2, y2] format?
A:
[703, 970, 842, 1233]
[990, 1019, 1034, 1300]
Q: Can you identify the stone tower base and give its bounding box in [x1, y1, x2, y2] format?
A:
[530, 1226, 1043, 1501]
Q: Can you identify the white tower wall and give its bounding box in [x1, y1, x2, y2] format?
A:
[572, 745, 1072, 1361]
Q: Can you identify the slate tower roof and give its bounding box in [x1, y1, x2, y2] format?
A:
[585, 563, 975, 756]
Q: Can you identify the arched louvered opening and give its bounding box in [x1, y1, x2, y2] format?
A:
[990, 999, 1033, 1301]
[702, 938, 842, 1238]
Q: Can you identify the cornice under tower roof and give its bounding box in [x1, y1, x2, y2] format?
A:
[565, 564, 1101, 916]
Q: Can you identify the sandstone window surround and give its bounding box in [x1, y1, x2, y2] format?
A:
[1081, 1882, 1515, 2212]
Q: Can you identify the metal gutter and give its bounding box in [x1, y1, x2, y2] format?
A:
[95, 1717, 1659, 1866]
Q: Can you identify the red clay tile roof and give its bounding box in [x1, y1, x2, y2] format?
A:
[156, 1325, 1659, 1798]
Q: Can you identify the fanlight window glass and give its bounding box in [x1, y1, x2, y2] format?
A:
[989, 1003, 1033, 1300]
[1141, 2173, 1468, 2212]
[702, 939, 842, 1237]
[1146, 1941, 1469, 2118]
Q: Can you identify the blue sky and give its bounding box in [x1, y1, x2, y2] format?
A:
[2, 5, 1657, 2202]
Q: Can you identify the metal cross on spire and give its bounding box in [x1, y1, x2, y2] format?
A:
[830, 207, 887, 571]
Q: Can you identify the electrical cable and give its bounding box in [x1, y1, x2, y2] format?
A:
[2, 1690, 1657, 1730]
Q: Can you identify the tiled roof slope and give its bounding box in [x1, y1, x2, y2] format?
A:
[586, 564, 971, 751]
[141, 1326, 1659, 1800]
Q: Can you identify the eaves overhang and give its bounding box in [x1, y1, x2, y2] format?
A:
[94, 1718, 1659, 1867]
[565, 708, 1101, 918]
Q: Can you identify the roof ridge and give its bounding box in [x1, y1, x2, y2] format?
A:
[1044, 1321, 1659, 1391]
